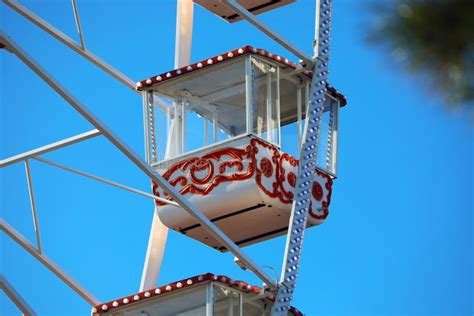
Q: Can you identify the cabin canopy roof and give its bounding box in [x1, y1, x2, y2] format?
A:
[92, 272, 303, 315]
[136, 45, 347, 106]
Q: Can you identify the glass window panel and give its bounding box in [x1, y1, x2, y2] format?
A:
[152, 57, 247, 159]
[184, 104, 206, 153]
[250, 57, 280, 147]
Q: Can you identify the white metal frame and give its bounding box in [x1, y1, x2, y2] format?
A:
[1, 0, 340, 313]
[2, 0, 136, 91]
[0, 30, 276, 290]
[71, 0, 85, 50]
[272, 0, 334, 312]
[32, 156, 179, 206]
[245, 55, 253, 135]
[24, 159, 42, 254]
[140, 0, 194, 288]
[0, 129, 101, 168]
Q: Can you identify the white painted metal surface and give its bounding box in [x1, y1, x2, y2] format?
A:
[140, 0, 195, 291]
[206, 282, 214, 315]
[24, 159, 42, 254]
[330, 101, 339, 174]
[71, 0, 85, 50]
[245, 55, 254, 134]
[139, 208, 169, 291]
[0, 129, 101, 168]
[175, 0, 194, 68]
[32, 156, 179, 206]
[1, 1, 344, 313]
[271, 0, 334, 313]
[153, 135, 331, 250]
[142, 91, 152, 164]
[3, 0, 136, 91]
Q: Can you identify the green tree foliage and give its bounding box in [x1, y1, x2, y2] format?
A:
[368, 0, 474, 108]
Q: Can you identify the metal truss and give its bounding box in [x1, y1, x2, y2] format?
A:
[33, 156, 179, 206]
[271, 0, 334, 313]
[0, 30, 276, 291]
[2, 0, 171, 114]
[0, 129, 101, 168]
[2, 0, 136, 91]
[71, 0, 86, 50]
[1, 0, 337, 313]
[139, 0, 195, 291]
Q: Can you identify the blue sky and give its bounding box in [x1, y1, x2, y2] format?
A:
[1, 0, 472, 315]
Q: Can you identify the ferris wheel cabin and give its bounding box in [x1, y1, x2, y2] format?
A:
[137, 46, 346, 251]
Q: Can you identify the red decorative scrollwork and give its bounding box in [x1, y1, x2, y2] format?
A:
[260, 157, 273, 178]
[153, 137, 333, 220]
[312, 182, 323, 201]
[153, 145, 256, 205]
[287, 172, 296, 187]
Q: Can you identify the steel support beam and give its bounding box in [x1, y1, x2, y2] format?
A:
[219, 0, 314, 68]
[0, 220, 100, 306]
[0, 129, 101, 168]
[0, 275, 36, 316]
[0, 31, 277, 290]
[32, 156, 179, 207]
[140, 0, 194, 291]
[2, 0, 136, 91]
[71, 0, 86, 50]
[174, 0, 194, 68]
[271, 0, 334, 313]
[24, 159, 42, 254]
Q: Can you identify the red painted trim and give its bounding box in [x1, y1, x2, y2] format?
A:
[153, 145, 255, 204]
[153, 138, 332, 222]
[260, 157, 273, 178]
[92, 272, 303, 315]
[308, 169, 333, 220]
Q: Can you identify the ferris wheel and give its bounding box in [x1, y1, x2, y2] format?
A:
[0, 0, 346, 315]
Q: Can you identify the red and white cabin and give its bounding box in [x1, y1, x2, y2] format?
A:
[137, 46, 346, 251]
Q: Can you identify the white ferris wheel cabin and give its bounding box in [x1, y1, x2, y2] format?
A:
[138, 45, 346, 251]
